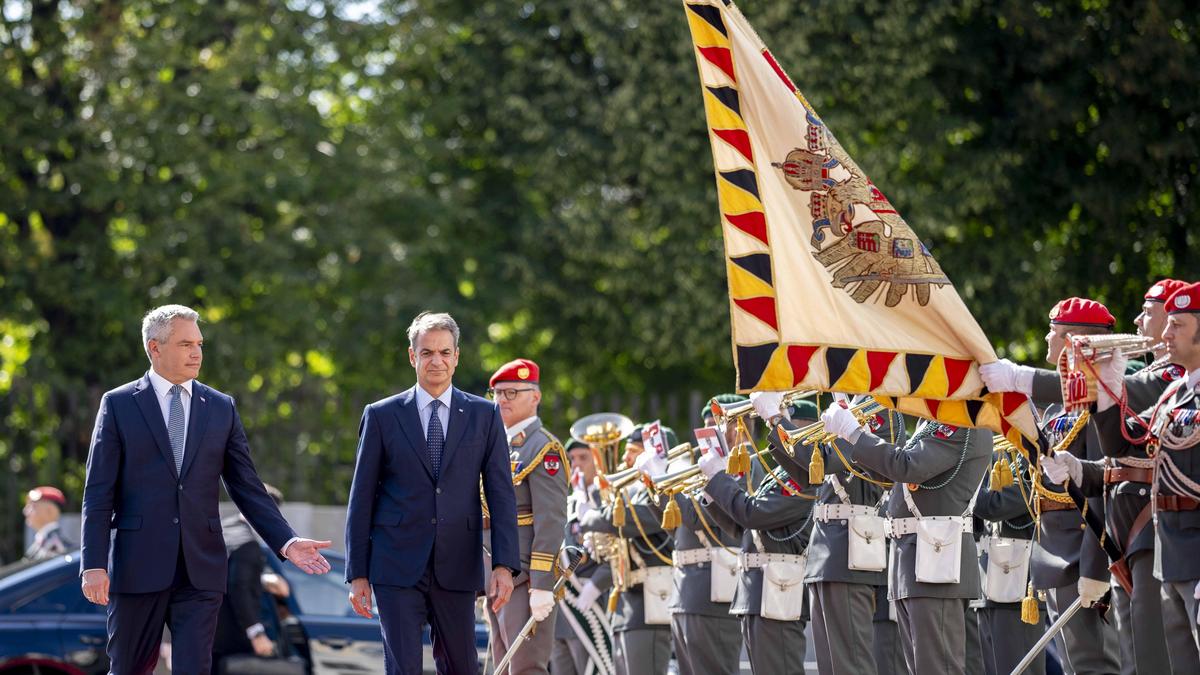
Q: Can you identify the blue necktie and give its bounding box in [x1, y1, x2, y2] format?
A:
[427, 399, 444, 481]
[167, 384, 185, 474]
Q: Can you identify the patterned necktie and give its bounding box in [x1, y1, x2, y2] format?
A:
[167, 384, 185, 474]
[427, 399, 445, 481]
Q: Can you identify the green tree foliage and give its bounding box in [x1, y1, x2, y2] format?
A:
[1, 0, 1196, 557]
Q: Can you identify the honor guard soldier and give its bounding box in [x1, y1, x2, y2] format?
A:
[578, 425, 674, 675]
[820, 400, 992, 675]
[552, 439, 616, 675]
[23, 486, 72, 562]
[980, 298, 1132, 674]
[640, 396, 746, 675]
[696, 407, 816, 675]
[754, 392, 905, 675]
[485, 359, 570, 675]
[1088, 281, 1200, 671]
[971, 449, 1044, 675]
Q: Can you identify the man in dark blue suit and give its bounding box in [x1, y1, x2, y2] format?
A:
[80, 304, 332, 675]
[345, 311, 520, 674]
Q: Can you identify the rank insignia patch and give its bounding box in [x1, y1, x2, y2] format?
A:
[543, 453, 562, 476]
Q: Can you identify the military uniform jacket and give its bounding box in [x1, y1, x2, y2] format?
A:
[645, 488, 742, 618]
[555, 483, 614, 640]
[846, 421, 992, 600]
[971, 450, 1037, 609]
[508, 418, 571, 591]
[578, 484, 673, 632]
[24, 520, 71, 562]
[1029, 370, 1111, 587]
[768, 409, 904, 586]
[1095, 373, 1200, 582]
[701, 463, 815, 616]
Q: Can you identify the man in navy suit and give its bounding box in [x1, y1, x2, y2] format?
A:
[345, 311, 520, 674]
[79, 304, 332, 674]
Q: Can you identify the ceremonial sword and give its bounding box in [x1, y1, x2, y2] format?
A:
[1010, 595, 1083, 675]
[493, 545, 588, 674]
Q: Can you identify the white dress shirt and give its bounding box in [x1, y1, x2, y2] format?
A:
[148, 368, 192, 450]
[506, 415, 539, 442]
[415, 385, 454, 439]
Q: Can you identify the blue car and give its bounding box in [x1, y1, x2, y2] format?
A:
[0, 549, 490, 674]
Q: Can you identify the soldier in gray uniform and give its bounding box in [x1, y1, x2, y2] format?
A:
[578, 426, 674, 675]
[979, 297, 1131, 674]
[971, 450, 1045, 675]
[485, 359, 571, 675]
[639, 400, 744, 675]
[552, 439, 615, 675]
[821, 400, 992, 675]
[697, 432, 814, 675]
[754, 392, 905, 675]
[1088, 282, 1200, 672]
[22, 486, 72, 562]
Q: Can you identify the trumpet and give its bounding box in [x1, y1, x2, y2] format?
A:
[775, 400, 884, 456]
[1069, 333, 1159, 365]
[600, 442, 696, 492]
[709, 389, 817, 426]
[642, 465, 705, 495]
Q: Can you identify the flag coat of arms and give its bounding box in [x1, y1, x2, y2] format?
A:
[683, 0, 1038, 449]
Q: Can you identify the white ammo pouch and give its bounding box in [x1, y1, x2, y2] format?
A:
[692, 527, 739, 603]
[896, 483, 970, 585]
[823, 477, 887, 572]
[641, 566, 673, 624]
[983, 535, 1032, 603]
[748, 531, 807, 621]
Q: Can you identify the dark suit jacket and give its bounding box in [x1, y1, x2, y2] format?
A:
[80, 373, 296, 594]
[344, 385, 519, 591]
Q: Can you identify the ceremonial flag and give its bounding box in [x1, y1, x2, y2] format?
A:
[682, 0, 1039, 449]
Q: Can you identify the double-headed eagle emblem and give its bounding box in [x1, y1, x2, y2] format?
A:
[773, 114, 948, 307]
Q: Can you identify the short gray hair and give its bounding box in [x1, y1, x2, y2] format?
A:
[407, 311, 460, 349]
[141, 304, 200, 360]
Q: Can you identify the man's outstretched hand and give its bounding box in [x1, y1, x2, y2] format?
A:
[488, 566, 514, 613]
[284, 538, 332, 575]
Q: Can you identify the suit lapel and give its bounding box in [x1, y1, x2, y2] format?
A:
[132, 373, 179, 480]
[179, 382, 211, 479]
[438, 388, 471, 471]
[394, 388, 434, 481]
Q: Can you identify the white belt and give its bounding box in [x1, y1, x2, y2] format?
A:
[886, 516, 971, 538]
[673, 548, 712, 566]
[739, 551, 805, 569]
[814, 503, 878, 523]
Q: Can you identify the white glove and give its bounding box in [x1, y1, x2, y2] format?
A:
[1042, 451, 1082, 486]
[698, 449, 728, 479]
[979, 359, 1037, 395]
[634, 449, 667, 477]
[572, 490, 593, 521]
[1193, 579, 1199, 600]
[529, 588, 556, 622]
[574, 579, 602, 609]
[1095, 351, 1128, 412]
[1077, 576, 1109, 608]
[821, 402, 864, 442]
[750, 391, 786, 422]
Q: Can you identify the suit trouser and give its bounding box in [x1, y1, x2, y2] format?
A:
[895, 597, 967, 675]
[612, 626, 670, 675]
[107, 547, 224, 675]
[670, 611, 742, 675]
[976, 605, 1045, 675]
[1111, 550, 1171, 674]
[1160, 578, 1200, 673]
[487, 580, 557, 675]
[741, 614, 807, 675]
[374, 561, 478, 675]
[809, 581, 878, 675]
[1046, 584, 1120, 675]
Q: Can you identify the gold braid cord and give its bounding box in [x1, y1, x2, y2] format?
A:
[511, 439, 569, 486]
[1034, 410, 1091, 505]
[622, 487, 674, 565]
[689, 494, 741, 556]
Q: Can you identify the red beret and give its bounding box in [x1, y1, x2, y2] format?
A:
[489, 358, 540, 388]
[27, 486, 66, 507]
[1145, 279, 1187, 303]
[1049, 297, 1115, 329]
[1166, 282, 1200, 314]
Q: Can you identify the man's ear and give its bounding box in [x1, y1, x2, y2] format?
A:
[408, 346, 417, 367]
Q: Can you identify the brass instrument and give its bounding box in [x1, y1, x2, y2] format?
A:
[571, 412, 635, 487]
[599, 442, 696, 491]
[775, 399, 883, 456]
[1068, 333, 1158, 365]
[709, 389, 817, 426]
[643, 465, 704, 494]
[569, 412, 636, 606]
[1059, 334, 1159, 412]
